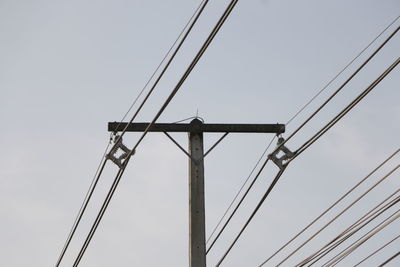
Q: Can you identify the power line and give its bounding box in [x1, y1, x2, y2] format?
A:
[117, 0, 209, 125]
[323, 208, 400, 267]
[216, 168, 286, 266]
[72, 158, 127, 267]
[291, 56, 400, 160]
[206, 135, 276, 250]
[54, 2, 210, 266]
[260, 32, 400, 261]
[275, 56, 400, 264]
[354, 234, 400, 266]
[216, 57, 400, 266]
[300, 193, 400, 266]
[111, 0, 210, 143]
[206, 17, 400, 257]
[305, 194, 400, 266]
[129, 0, 238, 154]
[379, 250, 400, 266]
[72, 0, 239, 265]
[271, 23, 400, 158]
[259, 148, 399, 266]
[54, 139, 111, 267]
[285, 14, 400, 125]
[322, 209, 400, 267]
[57, 6, 400, 267]
[275, 163, 400, 266]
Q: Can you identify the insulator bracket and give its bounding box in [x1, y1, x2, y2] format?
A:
[268, 137, 294, 170]
[106, 135, 133, 168]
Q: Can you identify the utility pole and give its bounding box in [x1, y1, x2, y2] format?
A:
[108, 119, 284, 267]
[188, 120, 206, 267]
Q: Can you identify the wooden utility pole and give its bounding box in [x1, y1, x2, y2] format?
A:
[108, 119, 284, 267]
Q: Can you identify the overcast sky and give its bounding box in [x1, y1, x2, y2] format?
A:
[1, 0, 400, 266]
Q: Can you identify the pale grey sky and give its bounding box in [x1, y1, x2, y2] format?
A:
[1, 0, 399, 266]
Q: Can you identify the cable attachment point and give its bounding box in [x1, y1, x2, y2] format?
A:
[268, 137, 294, 170]
[106, 135, 134, 168]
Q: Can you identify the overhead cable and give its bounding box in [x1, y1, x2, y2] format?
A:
[379, 250, 400, 266]
[73, 158, 128, 267]
[72, 0, 239, 265]
[258, 148, 399, 266]
[54, 2, 210, 265]
[306, 194, 400, 266]
[291, 56, 400, 160]
[206, 136, 276, 251]
[286, 15, 399, 125]
[218, 58, 400, 266]
[354, 234, 400, 266]
[206, 17, 400, 256]
[299, 193, 400, 266]
[129, 0, 238, 153]
[322, 208, 400, 267]
[275, 163, 400, 266]
[271, 24, 400, 159]
[54, 139, 111, 267]
[322, 209, 400, 267]
[216, 168, 286, 266]
[111, 0, 210, 143]
[117, 0, 209, 125]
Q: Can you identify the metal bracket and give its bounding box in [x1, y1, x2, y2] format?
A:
[163, 132, 193, 160]
[204, 132, 229, 157]
[268, 137, 294, 170]
[106, 135, 134, 168]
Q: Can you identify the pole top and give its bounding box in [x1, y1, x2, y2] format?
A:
[190, 118, 204, 133]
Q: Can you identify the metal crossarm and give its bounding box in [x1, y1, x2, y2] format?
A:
[107, 118, 284, 267]
[108, 122, 285, 134]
